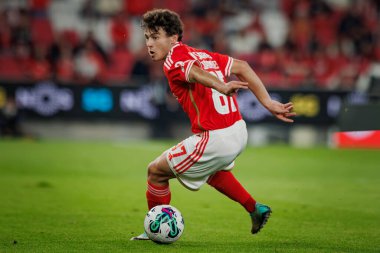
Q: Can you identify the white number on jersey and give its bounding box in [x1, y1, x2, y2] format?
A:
[210, 71, 237, 115]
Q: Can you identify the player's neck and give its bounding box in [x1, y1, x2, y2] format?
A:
[167, 42, 180, 55]
[164, 42, 181, 61]
[170, 41, 181, 50]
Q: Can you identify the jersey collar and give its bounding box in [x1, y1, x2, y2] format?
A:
[167, 42, 181, 56]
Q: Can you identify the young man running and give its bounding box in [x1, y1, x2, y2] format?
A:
[131, 9, 295, 240]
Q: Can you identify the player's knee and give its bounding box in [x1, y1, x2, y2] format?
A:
[147, 160, 157, 175]
[147, 159, 172, 184]
[147, 161, 160, 181]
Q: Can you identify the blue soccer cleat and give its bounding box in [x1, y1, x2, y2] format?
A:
[250, 202, 272, 234]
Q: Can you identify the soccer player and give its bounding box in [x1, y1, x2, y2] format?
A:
[131, 9, 295, 240]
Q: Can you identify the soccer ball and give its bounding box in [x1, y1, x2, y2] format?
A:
[144, 205, 184, 244]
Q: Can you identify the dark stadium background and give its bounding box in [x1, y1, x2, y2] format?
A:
[1, 0, 379, 146]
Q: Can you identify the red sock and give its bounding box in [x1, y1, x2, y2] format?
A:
[207, 171, 256, 213]
[146, 181, 171, 210]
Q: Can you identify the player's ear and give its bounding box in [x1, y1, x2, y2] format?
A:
[170, 34, 179, 44]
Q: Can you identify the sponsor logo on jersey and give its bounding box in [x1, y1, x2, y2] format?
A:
[201, 60, 219, 70]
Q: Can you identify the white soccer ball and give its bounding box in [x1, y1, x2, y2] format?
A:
[144, 205, 184, 244]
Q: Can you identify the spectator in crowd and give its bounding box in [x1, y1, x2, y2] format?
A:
[73, 32, 107, 84]
[55, 45, 75, 83]
[50, 31, 78, 83]
[130, 48, 152, 84]
[30, 44, 51, 80]
[0, 40, 33, 81]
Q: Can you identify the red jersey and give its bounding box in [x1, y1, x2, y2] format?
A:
[163, 42, 242, 133]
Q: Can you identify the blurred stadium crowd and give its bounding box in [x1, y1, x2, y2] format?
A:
[0, 0, 379, 90]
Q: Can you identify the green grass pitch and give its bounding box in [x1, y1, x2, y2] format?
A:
[0, 140, 379, 253]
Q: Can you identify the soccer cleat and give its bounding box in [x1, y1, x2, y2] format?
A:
[250, 202, 272, 234]
[130, 232, 150, 241]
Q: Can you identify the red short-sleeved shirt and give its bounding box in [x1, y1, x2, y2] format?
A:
[163, 42, 242, 133]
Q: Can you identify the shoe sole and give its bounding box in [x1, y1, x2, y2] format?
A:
[130, 236, 150, 241]
[252, 209, 272, 234]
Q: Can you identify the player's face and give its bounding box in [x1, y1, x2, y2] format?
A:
[144, 28, 177, 61]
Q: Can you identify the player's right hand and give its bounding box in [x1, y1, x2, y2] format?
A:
[223, 81, 248, 96]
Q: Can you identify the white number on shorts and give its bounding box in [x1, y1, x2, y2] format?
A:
[210, 70, 237, 115]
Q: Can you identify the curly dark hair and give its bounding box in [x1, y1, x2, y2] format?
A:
[141, 9, 184, 41]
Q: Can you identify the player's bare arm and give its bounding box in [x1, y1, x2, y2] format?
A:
[231, 59, 296, 123]
[188, 65, 248, 96]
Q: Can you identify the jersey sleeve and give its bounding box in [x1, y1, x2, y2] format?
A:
[164, 46, 201, 83]
[209, 52, 234, 77]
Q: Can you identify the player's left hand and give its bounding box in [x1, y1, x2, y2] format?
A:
[266, 101, 296, 123]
